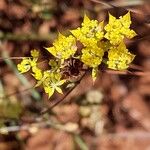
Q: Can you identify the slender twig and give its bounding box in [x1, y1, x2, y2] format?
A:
[105, 69, 150, 76]
[0, 120, 79, 135]
[89, 0, 144, 9]
[89, 0, 150, 25]
[105, 132, 150, 139]
[1, 121, 150, 140]
[0, 57, 31, 61]
[128, 35, 150, 45]
[129, 64, 145, 71]
[0, 57, 48, 63]
[40, 71, 87, 115]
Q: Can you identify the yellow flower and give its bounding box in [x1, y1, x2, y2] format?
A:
[81, 45, 104, 81]
[17, 50, 40, 74]
[36, 71, 66, 98]
[17, 58, 31, 73]
[104, 12, 137, 45]
[32, 66, 43, 80]
[31, 49, 39, 58]
[81, 45, 104, 68]
[71, 14, 104, 46]
[46, 33, 77, 60]
[107, 42, 135, 70]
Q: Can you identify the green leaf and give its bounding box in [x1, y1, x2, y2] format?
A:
[74, 134, 89, 150]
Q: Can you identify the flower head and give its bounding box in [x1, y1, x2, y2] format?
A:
[107, 42, 135, 70]
[71, 14, 104, 46]
[31, 49, 39, 58]
[17, 58, 31, 73]
[81, 45, 104, 81]
[32, 66, 43, 80]
[81, 45, 104, 68]
[104, 12, 137, 45]
[17, 50, 40, 74]
[36, 71, 66, 98]
[46, 33, 77, 60]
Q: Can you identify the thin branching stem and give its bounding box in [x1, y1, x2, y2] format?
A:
[105, 69, 150, 76]
[89, 0, 145, 9]
[0, 57, 32, 61]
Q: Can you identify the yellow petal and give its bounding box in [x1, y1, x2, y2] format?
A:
[92, 67, 98, 82]
[98, 21, 104, 30]
[108, 13, 116, 23]
[57, 79, 66, 86]
[83, 14, 90, 24]
[45, 47, 56, 57]
[44, 87, 55, 98]
[122, 12, 131, 23]
[31, 49, 39, 58]
[55, 87, 63, 94]
[58, 32, 65, 39]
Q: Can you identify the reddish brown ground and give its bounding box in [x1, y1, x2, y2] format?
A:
[0, 0, 150, 149]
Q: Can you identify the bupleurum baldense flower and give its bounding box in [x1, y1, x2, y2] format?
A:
[45, 33, 77, 61]
[80, 45, 104, 81]
[81, 45, 104, 68]
[107, 42, 135, 70]
[71, 14, 104, 47]
[17, 12, 137, 98]
[17, 49, 39, 73]
[104, 12, 137, 45]
[36, 71, 66, 98]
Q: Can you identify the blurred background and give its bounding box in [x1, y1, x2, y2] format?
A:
[0, 0, 150, 149]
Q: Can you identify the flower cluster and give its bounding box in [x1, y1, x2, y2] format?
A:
[17, 12, 136, 98]
[46, 33, 77, 61]
[107, 42, 135, 70]
[36, 71, 65, 98]
[104, 12, 136, 45]
[17, 50, 43, 80]
[71, 14, 104, 46]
